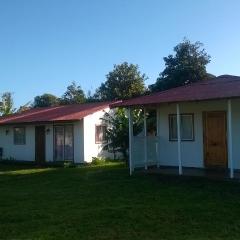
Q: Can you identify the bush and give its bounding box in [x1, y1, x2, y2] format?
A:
[63, 161, 76, 168]
[91, 157, 106, 165]
[91, 157, 121, 166]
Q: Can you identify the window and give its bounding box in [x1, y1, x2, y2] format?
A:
[54, 125, 74, 161]
[95, 125, 107, 143]
[169, 114, 194, 141]
[14, 127, 26, 145]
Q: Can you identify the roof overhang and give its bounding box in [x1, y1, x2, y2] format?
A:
[110, 75, 240, 108]
[110, 96, 240, 109]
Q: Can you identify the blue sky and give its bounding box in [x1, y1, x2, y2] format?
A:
[0, 0, 240, 108]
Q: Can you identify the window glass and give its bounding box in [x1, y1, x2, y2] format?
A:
[169, 114, 194, 141]
[95, 125, 107, 143]
[54, 125, 74, 161]
[14, 127, 26, 145]
[54, 126, 64, 161]
[181, 115, 193, 140]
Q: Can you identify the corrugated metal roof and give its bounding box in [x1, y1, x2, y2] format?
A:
[111, 75, 240, 107]
[0, 102, 111, 125]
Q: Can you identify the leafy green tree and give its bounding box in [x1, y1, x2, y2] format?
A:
[0, 92, 16, 116]
[102, 108, 143, 163]
[60, 81, 85, 104]
[96, 63, 146, 162]
[102, 108, 129, 160]
[86, 90, 100, 103]
[150, 39, 211, 92]
[33, 93, 59, 108]
[95, 62, 147, 100]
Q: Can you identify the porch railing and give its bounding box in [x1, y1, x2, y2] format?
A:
[131, 136, 160, 168]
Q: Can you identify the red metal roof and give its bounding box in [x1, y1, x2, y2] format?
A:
[0, 102, 111, 125]
[111, 75, 240, 108]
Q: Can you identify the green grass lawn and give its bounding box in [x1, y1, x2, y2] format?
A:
[1, 162, 240, 240]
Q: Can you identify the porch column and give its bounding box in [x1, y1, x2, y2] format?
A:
[176, 103, 182, 175]
[144, 107, 148, 170]
[227, 99, 234, 178]
[156, 107, 160, 168]
[128, 108, 133, 175]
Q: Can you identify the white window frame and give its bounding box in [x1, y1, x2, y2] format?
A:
[95, 125, 107, 144]
[14, 127, 26, 145]
[169, 114, 194, 141]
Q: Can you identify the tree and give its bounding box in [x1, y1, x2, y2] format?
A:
[17, 101, 32, 113]
[60, 81, 85, 104]
[102, 108, 143, 163]
[102, 108, 129, 160]
[0, 92, 16, 116]
[95, 62, 147, 100]
[150, 39, 211, 92]
[33, 93, 59, 108]
[85, 90, 101, 103]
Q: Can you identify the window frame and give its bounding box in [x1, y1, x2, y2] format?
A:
[168, 113, 195, 141]
[14, 126, 26, 145]
[95, 124, 107, 144]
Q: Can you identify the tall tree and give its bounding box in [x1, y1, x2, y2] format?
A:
[33, 93, 59, 108]
[0, 92, 15, 116]
[60, 81, 85, 104]
[95, 62, 147, 100]
[150, 39, 211, 92]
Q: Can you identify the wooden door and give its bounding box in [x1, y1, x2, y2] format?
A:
[35, 126, 46, 165]
[203, 111, 227, 168]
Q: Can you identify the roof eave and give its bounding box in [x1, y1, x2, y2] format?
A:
[110, 96, 240, 108]
[0, 119, 82, 126]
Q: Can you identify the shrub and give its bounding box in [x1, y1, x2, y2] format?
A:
[91, 157, 106, 165]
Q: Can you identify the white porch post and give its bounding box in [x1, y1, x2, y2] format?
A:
[128, 108, 133, 175]
[156, 107, 160, 168]
[227, 99, 234, 178]
[176, 103, 182, 175]
[144, 107, 148, 170]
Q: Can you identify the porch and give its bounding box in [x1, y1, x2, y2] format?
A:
[139, 166, 240, 180]
[127, 99, 237, 178]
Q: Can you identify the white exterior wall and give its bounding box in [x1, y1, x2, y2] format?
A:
[0, 124, 54, 162]
[73, 120, 84, 163]
[83, 107, 113, 162]
[132, 99, 240, 169]
[231, 99, 240, 169]
[0, 125, 35, 161]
